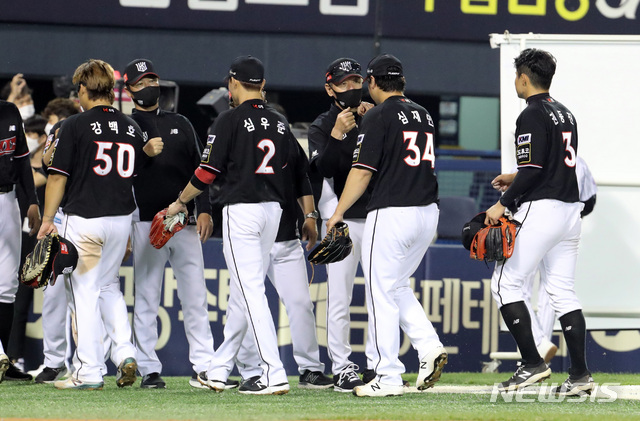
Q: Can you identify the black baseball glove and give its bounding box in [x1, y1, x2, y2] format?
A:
[20, 233, 61, 288]
[307, 222, 353, 265]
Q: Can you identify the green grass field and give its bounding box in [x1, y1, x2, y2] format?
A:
[1, 372, 639, 421]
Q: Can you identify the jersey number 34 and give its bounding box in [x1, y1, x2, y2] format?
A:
[403, 131, 435, 168]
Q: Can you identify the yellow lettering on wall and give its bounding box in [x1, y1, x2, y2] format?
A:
[509, 0, 546, 15]
[425, 0, 434, 12]
[461, 0, 497, 15]
[556, 0, 588, 21]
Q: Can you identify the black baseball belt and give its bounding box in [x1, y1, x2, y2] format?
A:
[0, 184, 14, 193]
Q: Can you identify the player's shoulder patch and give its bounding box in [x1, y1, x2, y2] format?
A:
[517, 133, 531, 145]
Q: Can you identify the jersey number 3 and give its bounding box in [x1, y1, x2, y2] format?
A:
[403, 131, 435, 168]
[562, 132, 576, 168]
[93, 141, 135, 177]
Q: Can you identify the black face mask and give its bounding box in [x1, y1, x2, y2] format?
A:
[333, 88, 362, 109]
[131, 86, 160, 108]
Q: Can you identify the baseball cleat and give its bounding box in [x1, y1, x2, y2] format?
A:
[196, 371, 225, 392]
[537, 339, 558, 364]
[140, 372, 166, 389]
[54, 377, 104, 390]
[353, 381, 404, 397]
[498, 360, 551, 392]
[333, 364, 365, 392]
[3, 362, 33, 381]
[0, 354, 9, 383]
[298, 370, 333, 389]
[551, 372, 594, 396]
[35, 366, 68, 384]
[417, 346, 448, 390]
[116, 357, 137, 388]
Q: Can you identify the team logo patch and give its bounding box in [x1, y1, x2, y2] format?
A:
[517, 133, 531, 145]
[135, 61, 148, 72]
[516, 143, 531, 164]
[352, 134, 364, 162]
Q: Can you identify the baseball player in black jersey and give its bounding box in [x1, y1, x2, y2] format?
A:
[327, 54, 447, 397]
[0, 100, 41, 383]
[122, 58, 219, 390]
[307, 58, 375, 392]
[37, 59, 147, 390]
[485, 49, 592, 395]
[235, 133, 332, 391]
[166, 56, 306, 395]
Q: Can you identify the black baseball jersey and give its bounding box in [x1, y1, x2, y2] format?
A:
[308, 103, 370, 219]
[276, 138, 313, 242]
[48, 105, 145, 218]
[352, 96, 438, 211]
[130, 108, 211, 221]
[198, 99, 292, 206]
[509, 93, 579, 204]
[0, 100, 37, 205]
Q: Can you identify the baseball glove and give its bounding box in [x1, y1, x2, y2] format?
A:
[20, 233, 60, 288]
[469, 216, 521, 262]
[149, 208, 187, 249]
[307, 222, 353, 265]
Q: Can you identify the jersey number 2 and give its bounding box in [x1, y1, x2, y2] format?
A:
[94, 141, 135, 177]
[562, 132, 576, 167]
[403, 131, 435, 168]
[256, 139, 275, 174]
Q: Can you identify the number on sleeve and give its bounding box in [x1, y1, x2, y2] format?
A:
[562, 132, 576, 167]
[256, 139, 275, 174]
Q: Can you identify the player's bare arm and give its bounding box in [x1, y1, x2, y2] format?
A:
[143, 136, 164, 157]
[297, 194, 318, 250]
[196, 212, 213, 243]
[330, 108, 357, 140]
[37, 173, 67, 239]
[326, 167, 373, 231]
[485, 201, 506, 226]
[167, 181, 201, 217]
[491, 172, 517, 192]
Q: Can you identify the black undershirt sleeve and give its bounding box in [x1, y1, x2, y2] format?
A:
[499, 167, 543, 208]
[16, 156, 38, 206]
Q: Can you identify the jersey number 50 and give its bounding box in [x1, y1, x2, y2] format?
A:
[93, 141, 136, 177]
[403, 131, 435, 168]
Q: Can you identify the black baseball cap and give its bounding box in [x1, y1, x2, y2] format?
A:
[123, 59, 159, 85]
[51, 237, 79, 284]
[366, 53, 403, 78]
[461, 212, 487, 250]
[226, 55, 264, 84]
[325, 58, 362, 84]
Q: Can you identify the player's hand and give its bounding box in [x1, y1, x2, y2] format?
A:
[197, 213, 213, 243]
[326, 212, 344, 234]
[9, 74, 27, 102]
[143, 137, 164, 157]
[27, 204, 42, 236]
[37, 220, 58, 240]
[357, 101, 374, 116]
[491, 172, 517, 192]
[330, 109, 357, 140]
[166, 200, 187, 218]
[485, 201, 506, 226]
[301, 218, 318, 251]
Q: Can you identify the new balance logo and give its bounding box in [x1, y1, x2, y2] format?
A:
[517, 370, 532, 379]
[420, 362, 428, 369]
[513, 319, 520, 325]
[371, 383, 381, 391]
